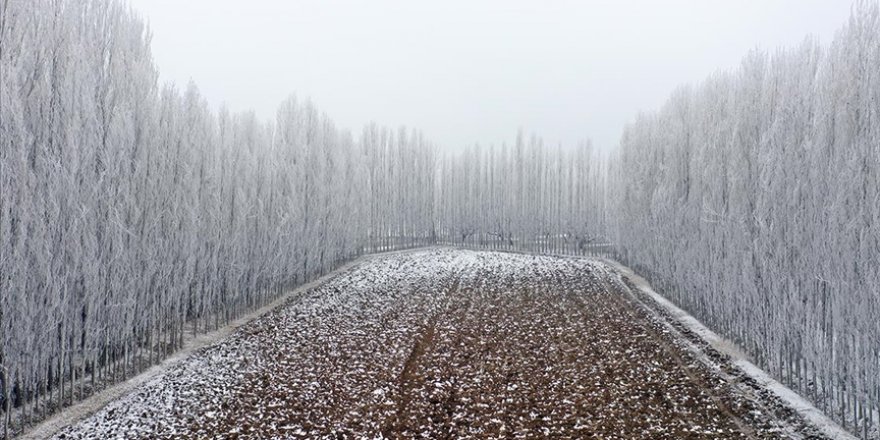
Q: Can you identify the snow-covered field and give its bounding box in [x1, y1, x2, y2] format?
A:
[50, 249, 843, 439]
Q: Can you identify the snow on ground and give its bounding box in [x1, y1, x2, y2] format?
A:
[50, 249, 845, 439]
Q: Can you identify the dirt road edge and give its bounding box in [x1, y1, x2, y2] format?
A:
[600, 258, 857, 440]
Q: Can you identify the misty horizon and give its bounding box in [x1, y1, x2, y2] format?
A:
[128, 0, 853, 152]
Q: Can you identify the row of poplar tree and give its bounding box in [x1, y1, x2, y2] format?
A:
[0, 0, 439, 435]
[610, 2, 880, 437]
[434, 136, 609, 255]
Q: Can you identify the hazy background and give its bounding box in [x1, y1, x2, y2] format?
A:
[127, 0, 854, 152]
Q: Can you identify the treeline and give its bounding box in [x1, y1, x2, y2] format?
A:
[435, 135, 610, 255]
[0, 0, 435, 436]
[609, 2, 880, 437]
[362, 123, 436, 252]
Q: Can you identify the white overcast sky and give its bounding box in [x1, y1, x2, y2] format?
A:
[127, 0, 854, 152]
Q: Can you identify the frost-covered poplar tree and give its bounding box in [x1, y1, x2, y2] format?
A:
[608, 3, 880, 436]
[435, 132, 609, 254]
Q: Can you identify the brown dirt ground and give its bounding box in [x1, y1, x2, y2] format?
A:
[54, 250, 814, 439]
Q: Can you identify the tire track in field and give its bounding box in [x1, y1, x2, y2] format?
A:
[383, 261, 468, 438]
[385, 312, 439, 435]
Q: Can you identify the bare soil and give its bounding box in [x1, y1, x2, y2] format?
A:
[53, 250, 825, 439]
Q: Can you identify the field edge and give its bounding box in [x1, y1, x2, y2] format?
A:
[601, 258, 858, 440]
